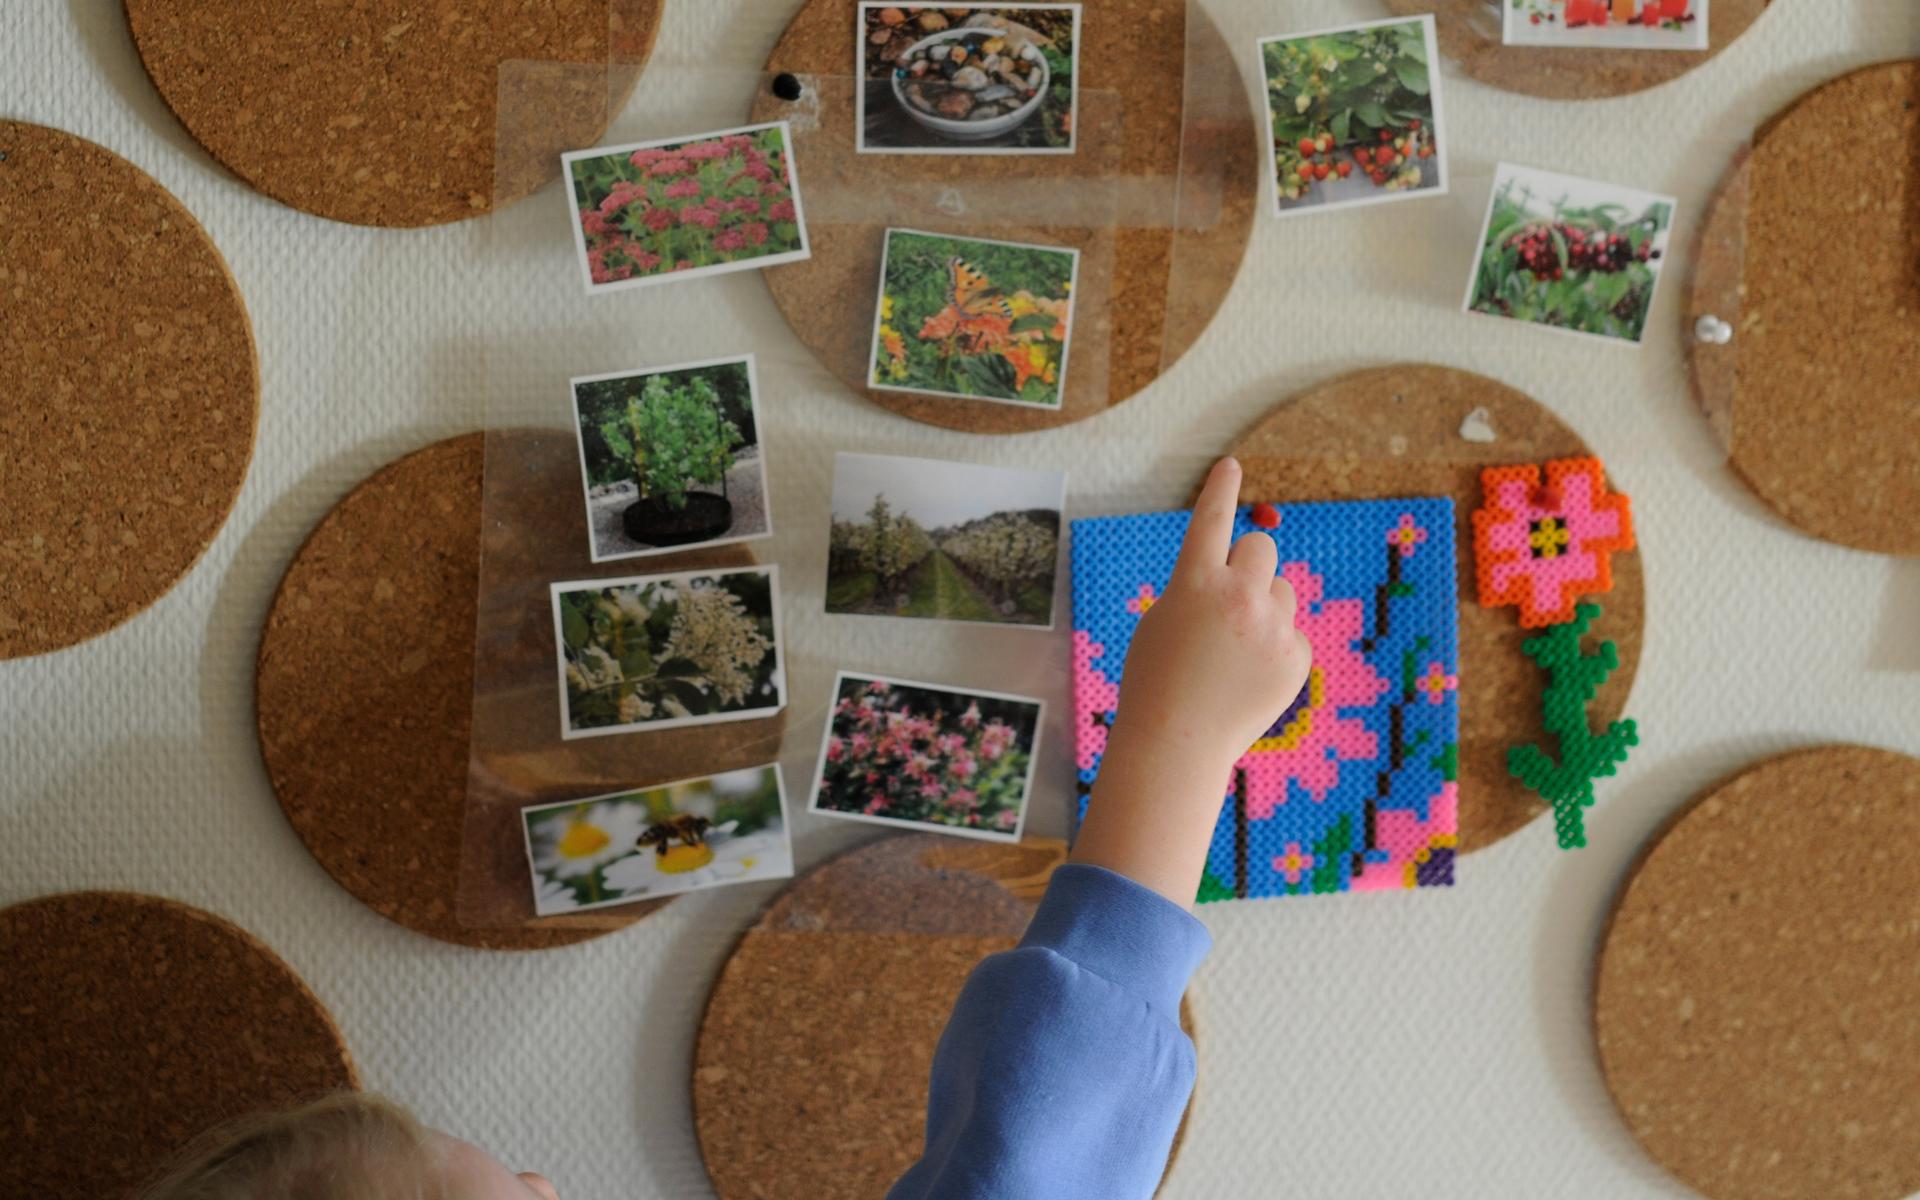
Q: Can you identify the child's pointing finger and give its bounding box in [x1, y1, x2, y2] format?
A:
[1174, 456, 1242, 578]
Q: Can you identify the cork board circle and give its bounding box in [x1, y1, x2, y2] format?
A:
[259, 431, 766, 950]
[0, 891, 357, 1200]
[748, 0, 1256, 433]
[1686, 61, 1920, 556]
[694, 836, 1196, 1198]
[1595, 745, 1920, 1200]
[1384, 0, 1772, 100]
[0, 120, 257, 661]
[124, 0, 665, 227]
[1226, 364, 1644, 853]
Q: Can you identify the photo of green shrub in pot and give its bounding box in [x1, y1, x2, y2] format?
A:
[570, 356, 773, 562]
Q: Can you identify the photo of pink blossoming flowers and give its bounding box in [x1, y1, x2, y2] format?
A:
[561, 121, 810, 293]
[809, 672, 1043, 843]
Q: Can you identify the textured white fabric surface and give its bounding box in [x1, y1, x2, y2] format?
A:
[4, 2, 1918, 1196]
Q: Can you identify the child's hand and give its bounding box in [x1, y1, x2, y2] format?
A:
[1071, 457, 1312, 907]
[1117, 457, 1313, 774]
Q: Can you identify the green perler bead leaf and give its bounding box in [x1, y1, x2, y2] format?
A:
[1507, 602, 1639, 850]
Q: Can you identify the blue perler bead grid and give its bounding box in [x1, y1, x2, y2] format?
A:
[1069, 498, 1461, 902]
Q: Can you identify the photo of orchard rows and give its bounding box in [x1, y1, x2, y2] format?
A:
[826, 453, 1064, 627]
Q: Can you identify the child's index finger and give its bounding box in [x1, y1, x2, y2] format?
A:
[1175, 457, 1242, 579]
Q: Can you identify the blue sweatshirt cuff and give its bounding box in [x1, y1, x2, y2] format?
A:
[1019, 864, 1212, 1013]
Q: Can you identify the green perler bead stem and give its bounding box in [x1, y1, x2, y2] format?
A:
[1507, 602, 1639, 850]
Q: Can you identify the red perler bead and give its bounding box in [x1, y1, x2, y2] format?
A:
[1250, 502, 1280, 530]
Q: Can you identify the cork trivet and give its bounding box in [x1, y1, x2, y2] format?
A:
[748, 0, 1256, 433]
[124, 0, 665, 227]
[1686, 61, 1920, 556]
[1595, 745, 1920, 1200]
[257, 431, 775, 949]
[0, 120, 257, 661]
[0, 891, 357, 1200]
[1384, 0, 1771, 101]
[1225, 364, 1644, 853]
[694, 836, 1196, 1198]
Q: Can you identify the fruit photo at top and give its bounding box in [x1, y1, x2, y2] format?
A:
[1505, 0, 1708, 51]
[857, 4, 1080, 154]
[1258, 15, 1447, 218]
[1464, 163, 1677, 346]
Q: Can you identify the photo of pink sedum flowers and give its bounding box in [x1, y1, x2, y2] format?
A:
[810, 673, 1043, 842]
[563, 121, 810, 292]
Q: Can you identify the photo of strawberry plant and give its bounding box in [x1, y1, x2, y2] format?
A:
[1259, 15, 1447, 217]
[809, 673, 1044, 842]
[562, 121, 809, 293]
[1506, 0, 1707, 51]
[1465, 163, 1676, 345]
[825, 452, 1064, 628]
[869, 228, 1077, 408]
[570, 357, 771, 562]
[551, 566, 785, 739]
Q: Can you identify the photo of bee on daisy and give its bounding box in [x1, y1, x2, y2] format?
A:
[521, 764, 793, 916]
[1506, 0, 1708, 51]
[870, 228, 1077, 408]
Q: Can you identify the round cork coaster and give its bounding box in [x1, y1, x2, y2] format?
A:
[1225, 364, 1644, 854]
[747, 0, 1256, 433]
[0, 891, 357, 1200]
[694, 836, 1196, 1198]
[0, 120, 257, 661]
[1686, 61, 1920, 556]
[1384, 0, 1771, 101]
[257, 431, 774, 950]
[124, 0, 665, 227]
[1595, 745, 1920, 1200]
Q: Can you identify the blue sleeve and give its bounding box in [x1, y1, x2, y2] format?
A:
[886, 864, 1212, 1200]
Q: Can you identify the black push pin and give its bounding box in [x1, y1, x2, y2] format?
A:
[771, 72, 803, 102]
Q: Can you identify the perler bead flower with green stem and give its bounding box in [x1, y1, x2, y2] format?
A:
[1507, 602, 1639, 849]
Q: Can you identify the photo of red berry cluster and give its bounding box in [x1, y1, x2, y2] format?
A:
[1508, 0, 1707, 49]
[1466, 163, 1676, 345]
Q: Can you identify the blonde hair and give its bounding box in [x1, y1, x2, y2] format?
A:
[136, 1092, 448, 1200]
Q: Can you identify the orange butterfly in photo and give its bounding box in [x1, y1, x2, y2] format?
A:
[924, 256, 1015, 352]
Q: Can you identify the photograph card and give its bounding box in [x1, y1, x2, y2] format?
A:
[1258, 15, 1448, 218]
[552, 565, 786, 739]
[809, 672, 1044, 842]
[563, 121, 809, 293]
[826, 451, 1065, 628]
[570, 356, 772, 563]
[522, 764, 793, 914]
[857, 4, 1080, 154]
[1463, 163, 1677, 346]
[1504, 0, 1708, 51]
[869, 228, 1077, 409]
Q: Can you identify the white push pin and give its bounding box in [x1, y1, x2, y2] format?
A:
[1694, 314, 1733, 345]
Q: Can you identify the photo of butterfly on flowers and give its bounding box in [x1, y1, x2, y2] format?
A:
[870, 228, 1077, 408]
[563, 121, 808, 292]
[810, 673, 1044, 842]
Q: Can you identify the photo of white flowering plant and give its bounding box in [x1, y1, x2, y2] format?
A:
[551, 565, 786, 739]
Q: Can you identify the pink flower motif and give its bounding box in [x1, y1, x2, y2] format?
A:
[1352, 783, 1458, 891]
[768, 197, 797, 223]
[663, 177, 702, 199]
[1071, 630, 1120, 772]
[1274, 842, 1315, 885]
[1387, 513, 1428, 558]
[1237, 563, 1391, 816]
[1416, 661, 1458, 705]
[1472, 458, 1635, 628]
[1124, 583, 1158, 615]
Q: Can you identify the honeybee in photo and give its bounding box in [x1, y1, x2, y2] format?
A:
[636, 813, 715, 858]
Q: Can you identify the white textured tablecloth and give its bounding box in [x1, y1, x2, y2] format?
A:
[4, 2, 1917, 1196]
